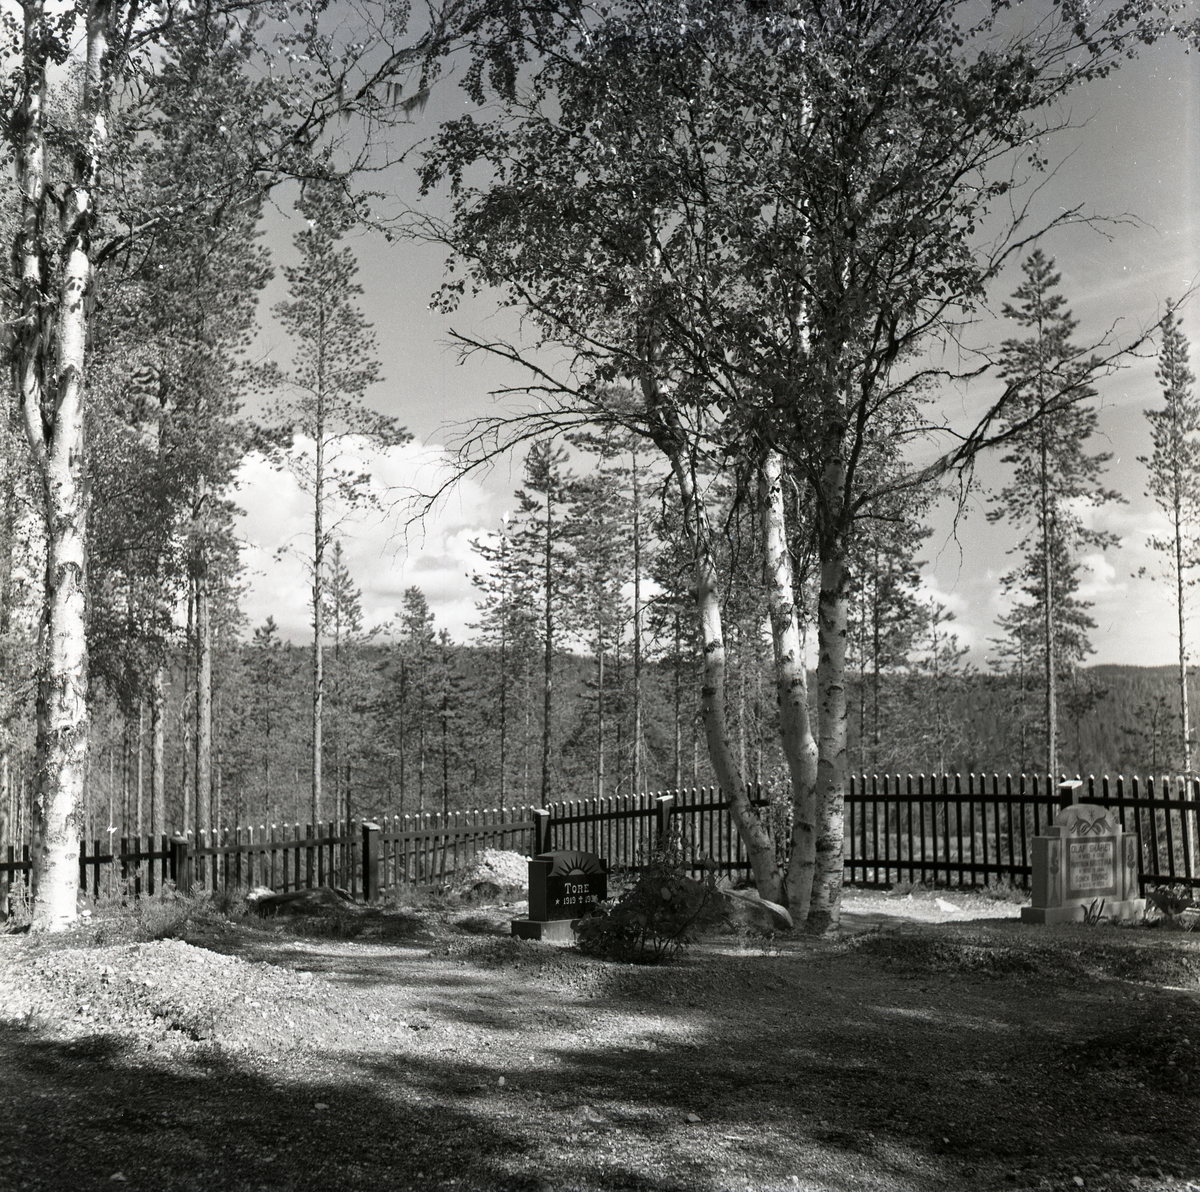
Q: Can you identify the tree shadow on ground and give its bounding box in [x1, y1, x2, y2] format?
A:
[7, 924, 1200, 1192]
[0, 1013, 982, 1192]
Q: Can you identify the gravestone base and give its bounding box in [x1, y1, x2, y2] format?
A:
[510, 917, 579, 943]
[1021, 897, 1146, 925]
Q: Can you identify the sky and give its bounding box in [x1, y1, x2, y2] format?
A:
[235, 21, 1200, 668]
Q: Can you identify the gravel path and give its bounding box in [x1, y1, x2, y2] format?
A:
[2, 891, 1199, 1192]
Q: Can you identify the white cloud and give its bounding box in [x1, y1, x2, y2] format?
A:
[914, 574, 980, 650]
[1076, 552, 1124, 601]
[235, 437, 502, 642]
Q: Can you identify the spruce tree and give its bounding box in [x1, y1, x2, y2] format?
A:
[263, 185, 408, 825]
[987, 252, 1122, 781]
[508, 442, 575, 807]
[395, 587, 436, 815]
[564, 436, 632, 798]
[470, 514, 540, 804]
[246, 618, 287, 820]
[1141, 307, 1200, 774]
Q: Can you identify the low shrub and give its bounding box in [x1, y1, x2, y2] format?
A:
[133, 888, 195, 940]
[575, 833, 717, 964]
[2, 876, 31, 930]
[1145, 884, 1199, 931]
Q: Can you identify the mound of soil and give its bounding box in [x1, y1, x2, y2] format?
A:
[451, 849, 529, 898]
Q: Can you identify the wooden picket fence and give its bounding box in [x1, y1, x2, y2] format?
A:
[845, 772, 1200, 890]
[544, 786, 769, 874]
[6, 774, 1200, 912]
[0, 806, 538, 910]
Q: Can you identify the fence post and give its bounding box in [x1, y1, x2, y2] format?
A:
[656, 794, 674, 842]
[1058, 779, 1083, 813]
[361, 822, 381, 903]
[169, 836, 192, 897]
[532, 808, 550, 856]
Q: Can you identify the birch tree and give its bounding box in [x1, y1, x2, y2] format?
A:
[6, 0, 134, 929]
[0, 0, 443, 926]
[1142, 308, 1200, 774]
[420, 0, 1159, 927]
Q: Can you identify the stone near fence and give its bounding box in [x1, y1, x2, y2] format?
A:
[248, 885, 359, 917]
[1021, 802, 1145, 925]
[511, 850, 608, 943]
[688, 884, 794, 934]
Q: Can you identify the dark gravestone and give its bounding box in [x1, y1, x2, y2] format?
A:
[512, 850, 608, 942]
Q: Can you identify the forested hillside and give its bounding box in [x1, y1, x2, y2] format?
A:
[5, 622, 1191, 847]
[854, 664, 1199, 782]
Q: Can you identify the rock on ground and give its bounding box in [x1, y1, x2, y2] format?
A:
[688, 881, 793, 934]
[247, 886, 359, 917]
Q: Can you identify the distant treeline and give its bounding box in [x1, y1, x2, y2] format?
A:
[3, 637, 1186, 848]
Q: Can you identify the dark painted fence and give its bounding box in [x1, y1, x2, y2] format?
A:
[0, 806, 538, 911]
[543, 786, 769, 874]
[5, 774, 1200, 913]
[845, 772, 1200, 891]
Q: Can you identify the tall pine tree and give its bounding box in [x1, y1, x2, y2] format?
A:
[263, 185, 408, 824]
[987, 252, 1122, 780]
[1141, 307, 1200, 774]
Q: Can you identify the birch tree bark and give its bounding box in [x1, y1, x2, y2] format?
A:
[150, 665, 165, 837]
[808, 441, 850, 933]
[759, 450, 818, 921]
[17, 0, 113, 930]
[194, 558, 213, 841]
[663, 435, 781, 901]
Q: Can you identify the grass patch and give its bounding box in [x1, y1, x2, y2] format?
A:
[76, 886, 255, 946]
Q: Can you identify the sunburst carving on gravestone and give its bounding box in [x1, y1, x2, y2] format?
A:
[547, 852, 606, 877]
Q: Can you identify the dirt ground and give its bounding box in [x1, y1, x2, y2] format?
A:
[3, 887, 1200, 1192]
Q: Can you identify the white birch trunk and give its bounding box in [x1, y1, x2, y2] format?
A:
[150, 665, 165, 838]
[24, 0, 111, 930]
[195, 562, 212, 837]
[809, 446, 850, 932]
[631, 447, 643, 797]
[759, 451, 818, 920]
[668, 447, 781, 901]
[540, 478, 554, 808]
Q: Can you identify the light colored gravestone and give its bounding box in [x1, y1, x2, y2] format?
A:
[1021, 802, 1145, 924]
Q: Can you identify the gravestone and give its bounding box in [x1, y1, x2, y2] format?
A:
[511, 850, 608, 943]
[1021, 801, 1145, 924]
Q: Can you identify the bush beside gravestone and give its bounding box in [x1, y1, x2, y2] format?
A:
[575, 839, 719, 964]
